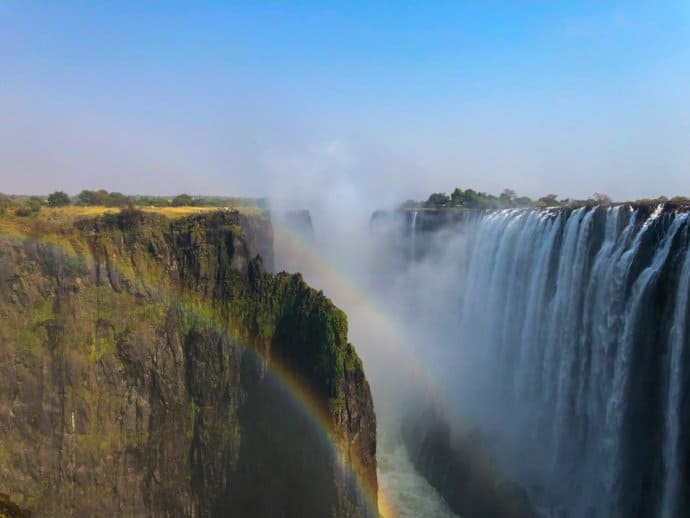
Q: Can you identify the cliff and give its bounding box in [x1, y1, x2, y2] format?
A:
[0, 208, 376, 517]
[271, 209, 316, 274]
[402, 406, 532, 518]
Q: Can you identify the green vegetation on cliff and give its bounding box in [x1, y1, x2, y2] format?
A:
[0, 207, 376, 517]
[404, 186, 690, 210]
[0, 190, 267, 216]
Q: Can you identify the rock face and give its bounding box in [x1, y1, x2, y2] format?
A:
[238, 212, 275, 272]
[370, 209, 476, 269]
[271, 209, 316, 275]
[273, 209, 314, 237]
[402, 407, 533, 518]
[0, 209, 376, 517]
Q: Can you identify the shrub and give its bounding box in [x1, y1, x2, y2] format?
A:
[14, 206, 34, 217]
[78, 189, 108, 206]
[47, 191, 71, 207]
[172, 193, 194, 207]
[105, 192, 132, 207]
[117, 207, 146, 230]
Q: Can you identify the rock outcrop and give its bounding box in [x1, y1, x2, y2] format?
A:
[0, 209, 376, 517]
[402, 406, 533, 518]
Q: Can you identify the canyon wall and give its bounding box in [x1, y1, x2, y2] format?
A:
[0, 209, 376, 517]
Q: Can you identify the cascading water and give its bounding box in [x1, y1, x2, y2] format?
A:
[661, 225, 690, 518]
[410, 211, 419, 262]
[275, 203, 690, 517]
[407, 205, 690, 518]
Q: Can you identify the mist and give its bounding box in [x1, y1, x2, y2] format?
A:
[271, 196, 690, 517]
[271, 194, 490, 516]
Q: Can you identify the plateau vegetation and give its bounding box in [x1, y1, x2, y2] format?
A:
[402, 187, 690, 210]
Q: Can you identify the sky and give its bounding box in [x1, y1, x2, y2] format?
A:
[1, 1, 689, 203]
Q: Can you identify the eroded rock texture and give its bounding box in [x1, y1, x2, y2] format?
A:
[0, 209, 376, 517]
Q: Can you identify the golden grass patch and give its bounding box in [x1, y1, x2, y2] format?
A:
[0, 205, 266, 234]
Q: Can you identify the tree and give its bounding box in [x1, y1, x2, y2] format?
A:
[78, 189, 108, 205]
[460, 189, 484, 208]
[450, 188, 464, 206]
[538, 194, 559, 206]
[47, 191, 71, 207]
[0, 193, 10, 215]
[77, 190, 96, 205]
[172, 193, 194, 207]
[593, 192, 612, 205]
[105, 192, 132, 207]
[28, 196, 43, 212]
[425, 192, 450, 208]
[497, 188, 515, 208]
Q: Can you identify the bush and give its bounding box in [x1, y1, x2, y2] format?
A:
[0, 193, 12, 215]
[105, 192, 132, 207]
[135, 196, 170, 207]
[78, 189, 108, 206]
[28, 197, 43, 213]
[47, 191, 71, 207]
[172, 193, 194, 207]
[117, 207, 146, 230]
[425, 192, 450, 208]
[14, 206, 34, 217]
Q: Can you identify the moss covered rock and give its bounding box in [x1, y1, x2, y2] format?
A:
[0, 209, 376, 517]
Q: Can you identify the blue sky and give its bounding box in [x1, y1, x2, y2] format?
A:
[1, 1, 689, 203]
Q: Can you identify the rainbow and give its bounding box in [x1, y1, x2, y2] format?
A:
[271, 216, 448, 516]
[271, 216, 443, 400]
[0, 216, 389, 517]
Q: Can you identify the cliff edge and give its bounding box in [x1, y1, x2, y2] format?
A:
[0, 208, 376, 517]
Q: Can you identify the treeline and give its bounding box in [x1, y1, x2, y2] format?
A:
[404, 187, 690, 210]
[0, 190, 266, 217]
[71, 190, 213, 208]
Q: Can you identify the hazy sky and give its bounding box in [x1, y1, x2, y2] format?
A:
[1, 1, 689, 203]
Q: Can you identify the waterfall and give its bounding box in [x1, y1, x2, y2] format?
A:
[426, 205, 690, 517]
[661, 224, 690, 518]
[410, 210, 419, 262]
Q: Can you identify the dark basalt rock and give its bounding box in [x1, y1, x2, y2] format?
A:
[276, 209, 314, 236]
[402, 406, 533, 518]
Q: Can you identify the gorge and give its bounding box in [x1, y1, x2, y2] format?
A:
[3, 200, 690, 518]
[272, 201, 690, 517]
[3, 3, 688, 517]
